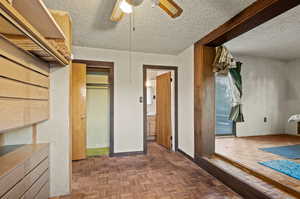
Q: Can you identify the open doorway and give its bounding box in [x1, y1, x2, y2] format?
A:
[215, 75, 236, 136]
[213, 4, 300, 196]
[143, 65, 178, 154]
[71, 60, 114, 160]
[86, 68, 110, 156]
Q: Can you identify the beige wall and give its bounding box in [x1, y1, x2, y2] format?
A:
[86, 86, 110, 149]
[37, 65, 71, 196]
[177, 46, 194, 157]
[73, 46, 180, 153]
[234, 55, 288, 137]
[285, 59, 300, 134]
[73, 46, 195, 156]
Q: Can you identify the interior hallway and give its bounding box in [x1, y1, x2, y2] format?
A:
[59, 143, 240, 199]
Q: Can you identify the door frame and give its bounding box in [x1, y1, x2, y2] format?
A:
[73, 60, 114, 157]
[143, 65, 178, 154]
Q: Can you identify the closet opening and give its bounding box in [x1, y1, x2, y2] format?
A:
[71, 60, 114, 160]
[86, 67, 111, 157]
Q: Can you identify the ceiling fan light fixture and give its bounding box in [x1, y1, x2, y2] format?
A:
[126, 0, 144, 6]
[120, 0, 133, 14]
[151, 0, 160, 8]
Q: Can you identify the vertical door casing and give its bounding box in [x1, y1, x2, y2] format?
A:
[156, 72, 172, 150]
[194, 44, 215, 159]
[72, 63, 87, 160]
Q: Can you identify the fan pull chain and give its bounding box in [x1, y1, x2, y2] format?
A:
[129, 8, 136, 84]
[129, 10, 133, 84]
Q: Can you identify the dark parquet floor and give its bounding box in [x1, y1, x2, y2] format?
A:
[60, 143, 241, 199]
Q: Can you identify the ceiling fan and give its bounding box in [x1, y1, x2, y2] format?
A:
[111, 0, 183, 22]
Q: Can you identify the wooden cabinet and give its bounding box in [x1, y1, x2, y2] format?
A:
[0, 144, 49, 199]
[0, 0, 70, 65]
[147, 115, 156, 140]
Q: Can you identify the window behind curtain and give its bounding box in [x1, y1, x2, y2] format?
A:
[215, 75, 235, 136]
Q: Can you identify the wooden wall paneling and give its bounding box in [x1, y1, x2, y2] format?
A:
[194, 44, 216, 158]
[0, 0, 69, 65]
[71, 63, 87, 160]
[0, 57, 49, 88]
[33, 182, 49, 199]
[0, 77, 48, 100]
[69, 61, 72, 191]
[0, 144, 49, 199]
[50, 10, 72, 51]
[0, 99, 48, 133]
[27, 100, 49, 125]
[0, 36, 49, 76]
[12, 0, 66, 39]
[32, 124, 37, 144]
[196, 0, 300, 46]
[0, 35, 49, 133]
[0, 98, 26, 132]
[0, 134, 4, 146]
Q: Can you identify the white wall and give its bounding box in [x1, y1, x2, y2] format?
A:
[86, 87, 110, 148]
[285, 59, 300, 134]
[235, 55, 288, 137]
[177, 46, 194, 157]
[1, 126, 33, 145]
[37, 66, 71, 197]
[73, 46, 195, 155]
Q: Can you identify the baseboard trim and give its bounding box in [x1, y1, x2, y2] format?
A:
[194, 155, 272, 199]
[112, 151, 145, 157]
[177, 148, 194, 161]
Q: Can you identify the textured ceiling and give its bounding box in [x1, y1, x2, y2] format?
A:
[226, 5, 300, 61]
[43, 0, 255, 55]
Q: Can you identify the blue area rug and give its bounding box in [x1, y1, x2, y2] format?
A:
[259, 144, 300, 159]
[259, 160, 300, 180]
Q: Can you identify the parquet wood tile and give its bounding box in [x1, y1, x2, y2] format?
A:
[59, 143, 241, 199]
[208, 156, 297, 199]
[216, 135, 300, 196]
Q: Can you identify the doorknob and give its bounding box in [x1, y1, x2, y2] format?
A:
[81, 115, 86, 119]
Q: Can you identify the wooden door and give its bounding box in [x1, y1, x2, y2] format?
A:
[72, 63, 87, 160]
[156, 72, 172, 150]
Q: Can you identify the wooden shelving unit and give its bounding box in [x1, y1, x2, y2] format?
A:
[0, 0, 70, 66]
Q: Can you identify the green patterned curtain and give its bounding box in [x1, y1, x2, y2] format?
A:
[213, 46, 245, 123]
[228, 62, 244, 122]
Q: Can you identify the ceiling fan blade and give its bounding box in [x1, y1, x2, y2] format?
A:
[111, 0, 125, 22]
[158, 0, 183, 18]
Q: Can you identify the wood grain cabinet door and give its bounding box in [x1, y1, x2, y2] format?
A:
[155, 72, 172, 150]
[71, 63, 87, 160]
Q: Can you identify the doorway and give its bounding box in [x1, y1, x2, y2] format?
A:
[143, 65, 178, 154]
[215, 75, 236, 136]
[86, 68, 110, 156]
[71, 60, 114, 160]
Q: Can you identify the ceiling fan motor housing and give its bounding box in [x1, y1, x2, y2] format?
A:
[125, 0, 144, 6]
